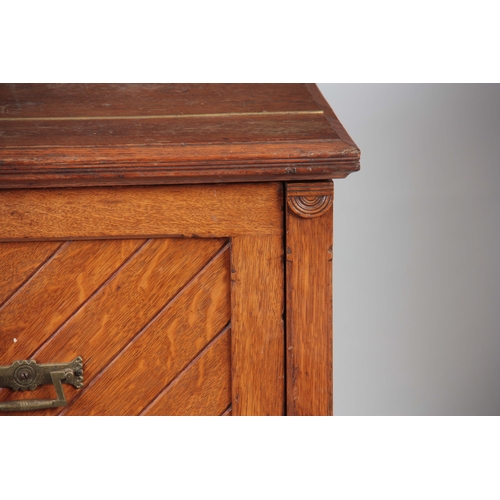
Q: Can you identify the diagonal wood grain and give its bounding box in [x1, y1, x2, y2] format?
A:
[0, 238, 226, 415]
[142, 327, 231, 416]
[62, 245, 231, 416]
[0, 239, 146, 364]
[0, 241, 62, 306]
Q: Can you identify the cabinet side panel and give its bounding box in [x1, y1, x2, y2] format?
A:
[231, 235, 285, 416]
[286, 181, 333, 416]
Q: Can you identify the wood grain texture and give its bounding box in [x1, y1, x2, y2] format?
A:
[0, 84, 360, 188]
[1, 114, 338, 147]
[0, 181, 289, 416]
[0, 239, 145, 363]
[0, 183, 282, 241]
[231, 235, 285, 416]
[0, 84, 321, 118]
[142, 327, 231, 416]
[0, 238, 226, 415]
[286, 181, 334, 416]
[63, 245, 231, 416]
[0, 241, 61, 305]
[305, 84, 359, 149]
[287, 182, 333, 219]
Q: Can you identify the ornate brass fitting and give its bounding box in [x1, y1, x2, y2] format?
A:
[0, 356, 84, 412]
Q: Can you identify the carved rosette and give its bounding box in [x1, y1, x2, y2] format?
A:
[287, 182, 333, 218]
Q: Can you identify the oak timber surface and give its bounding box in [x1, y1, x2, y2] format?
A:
[0, 239, 145, 360]
[231, 235, 285, 415]
[142, 327, 231, 416]
[65, 247, 231, 416]
[286, 182, 333, 415]
[0, 183, 283, 240]
[0, 84, 360, 188]
[0, 241, 61, 305]
[0, 181, 286, 416]
[0, 238, 231, 416]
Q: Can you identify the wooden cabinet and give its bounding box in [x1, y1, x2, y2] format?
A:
[0, 84, 359, 416]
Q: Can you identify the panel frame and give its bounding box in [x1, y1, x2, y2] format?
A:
[0, 182, 286, 416]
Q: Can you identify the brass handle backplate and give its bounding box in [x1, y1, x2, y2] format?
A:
[0, 357, 84, 412]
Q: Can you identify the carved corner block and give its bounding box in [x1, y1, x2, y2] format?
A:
[286, 182, 333, 218]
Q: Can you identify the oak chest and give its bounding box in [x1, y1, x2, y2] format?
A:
[0, 84, 359, 415]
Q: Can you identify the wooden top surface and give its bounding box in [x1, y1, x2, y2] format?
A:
[0, 84, 359, 188]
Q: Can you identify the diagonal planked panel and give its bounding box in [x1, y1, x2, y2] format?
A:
[142, 327, 231, 416]
[0, 239, 146, 365]
[0, 241, 62, 306]
[62, 246, 231, 416]
[0, 237, 226, 415]
[0, 239, 147, 411]
[0, 172, 287, 417]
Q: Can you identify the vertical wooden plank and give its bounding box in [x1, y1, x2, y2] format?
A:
[231, 234, 285, 416]
[286, 181, 334, 416]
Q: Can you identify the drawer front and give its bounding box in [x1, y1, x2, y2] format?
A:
[0, 237, 231, 415]
[0, 183, 285, 416]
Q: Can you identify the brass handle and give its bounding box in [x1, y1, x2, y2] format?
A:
[0, 357, 84, 412]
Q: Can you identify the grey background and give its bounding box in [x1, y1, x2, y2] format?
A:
[318, 84, 500, 415]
